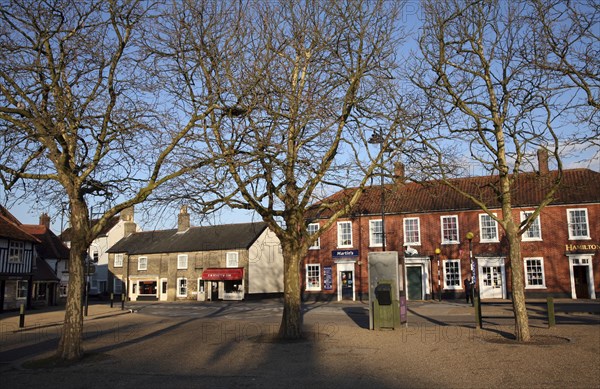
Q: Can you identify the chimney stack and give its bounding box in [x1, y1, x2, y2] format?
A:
[123, 221, 136, 236]
[178, 205, 190, 232]
[537, 148, 549, 174]
[39, 213, 51, 229]
[120, 206, 134, 222]
[393, 162, 406, 184]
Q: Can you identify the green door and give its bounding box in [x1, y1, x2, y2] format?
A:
[407, 266, 422, 300]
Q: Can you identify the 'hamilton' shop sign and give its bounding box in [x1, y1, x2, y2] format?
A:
[332, 249, 359, 258]
[565, 243, 599, 253]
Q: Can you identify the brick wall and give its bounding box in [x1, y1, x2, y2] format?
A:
[304, 202, 599, 300]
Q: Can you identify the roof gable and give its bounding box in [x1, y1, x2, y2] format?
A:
[21, 224, 70, 260]
[0, 207, 41, 243]
[108, 222, 268, 255]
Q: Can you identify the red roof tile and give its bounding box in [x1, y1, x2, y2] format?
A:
[308, 169, 600, 218]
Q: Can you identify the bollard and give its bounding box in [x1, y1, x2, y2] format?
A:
[110, 293, 114, 308]
[19, 304, 25, 328]
[474, 296, 483, 329]
[121, 293, 125, 310]
[547, 296, 556, 328]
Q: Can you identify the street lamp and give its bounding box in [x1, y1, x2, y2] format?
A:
[368, 130, 386, 251]
[466, 231, 475, 307]
[435, 248, 441, 301]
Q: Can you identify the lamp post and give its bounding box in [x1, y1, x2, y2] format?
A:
[466, 232, 475, 307]
[435, 248, 441, 301]
[368, 130, 386, 251]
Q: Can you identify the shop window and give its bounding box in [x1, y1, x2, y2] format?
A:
[306, 264, 321, 291]
[443, 260, 461, 289]
[524, 258, 546, 289]
[177, 278, 187, 297]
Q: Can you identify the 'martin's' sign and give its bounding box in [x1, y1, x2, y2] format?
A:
[565, 243, 599, 252]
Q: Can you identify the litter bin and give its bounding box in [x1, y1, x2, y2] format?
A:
[373, 281, 399, 329]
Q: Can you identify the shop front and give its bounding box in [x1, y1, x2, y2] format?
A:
[201, 268, 245, 301]
[130, 278, 158, 301]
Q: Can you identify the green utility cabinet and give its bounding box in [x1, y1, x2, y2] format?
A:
[373, 281, 400, 329]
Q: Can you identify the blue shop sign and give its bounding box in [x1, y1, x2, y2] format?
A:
[332, 249, 359, 258]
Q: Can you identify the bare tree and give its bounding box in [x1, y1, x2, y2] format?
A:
[529, 0, 599, 164]
[410, 0, 565, 341]
[152, 0, 409, 339]
[0, 0, 215, 360]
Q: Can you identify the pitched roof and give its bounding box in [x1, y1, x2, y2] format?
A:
[0, 206, 41, 243]
[308, 168, 600, 218]
[33, 257, 59, 282]
[21, 224, 70, 260]
[107, 222, 268, 255]
[60, 216, 120, 242]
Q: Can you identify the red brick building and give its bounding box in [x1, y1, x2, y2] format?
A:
[302, 167, 599, 302]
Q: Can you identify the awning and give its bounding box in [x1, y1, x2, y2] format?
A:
[201, 268, 244, 281]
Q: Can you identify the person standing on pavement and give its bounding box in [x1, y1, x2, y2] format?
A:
[465, 276, 472, 304]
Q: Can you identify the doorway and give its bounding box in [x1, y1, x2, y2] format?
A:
[568, 255, 595, 299]
[478, 257, 506, 299]
[406, 266, 423, 300]
[159, 278, 167, 301]
[341, 271, 353, 300]
[573, 266, 590, 299]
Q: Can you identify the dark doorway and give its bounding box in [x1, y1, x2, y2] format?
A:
[407, 266, 422, 300]
[211, 282, 219, 301]
[341, 271, 353, 300]
[574, 266, 589, 299]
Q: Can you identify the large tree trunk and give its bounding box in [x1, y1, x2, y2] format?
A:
[506, 219, 531, 342]
[56, 203, 89, 360]
[278, 243, 303, 340]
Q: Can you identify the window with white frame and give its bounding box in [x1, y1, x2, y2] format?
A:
[306, 264, 321, 291]
[177, 254, 188, 269]
[567, 209, 590, 239]
[307, 223, 320, 249]
[226, 252, 239, 267]
[369, 219, 384, 247]
[443, 260, 461, 289]
[520, 211, 542, 241]
[8, 241, 24, 264]
[441, 215, 459, 244]
[479, 214, 499, 243]
[177, 278, 187, 297]
[92, 250, 99, 263]
[113, 278, 123, 294]
[524, 258, 546, 288]
[138, 256, 148, 271]
[337, 221, 353, 248]
[403, 217, 421, 245]
[16, 280, 28, 299]
[114, 253, 123, 267]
